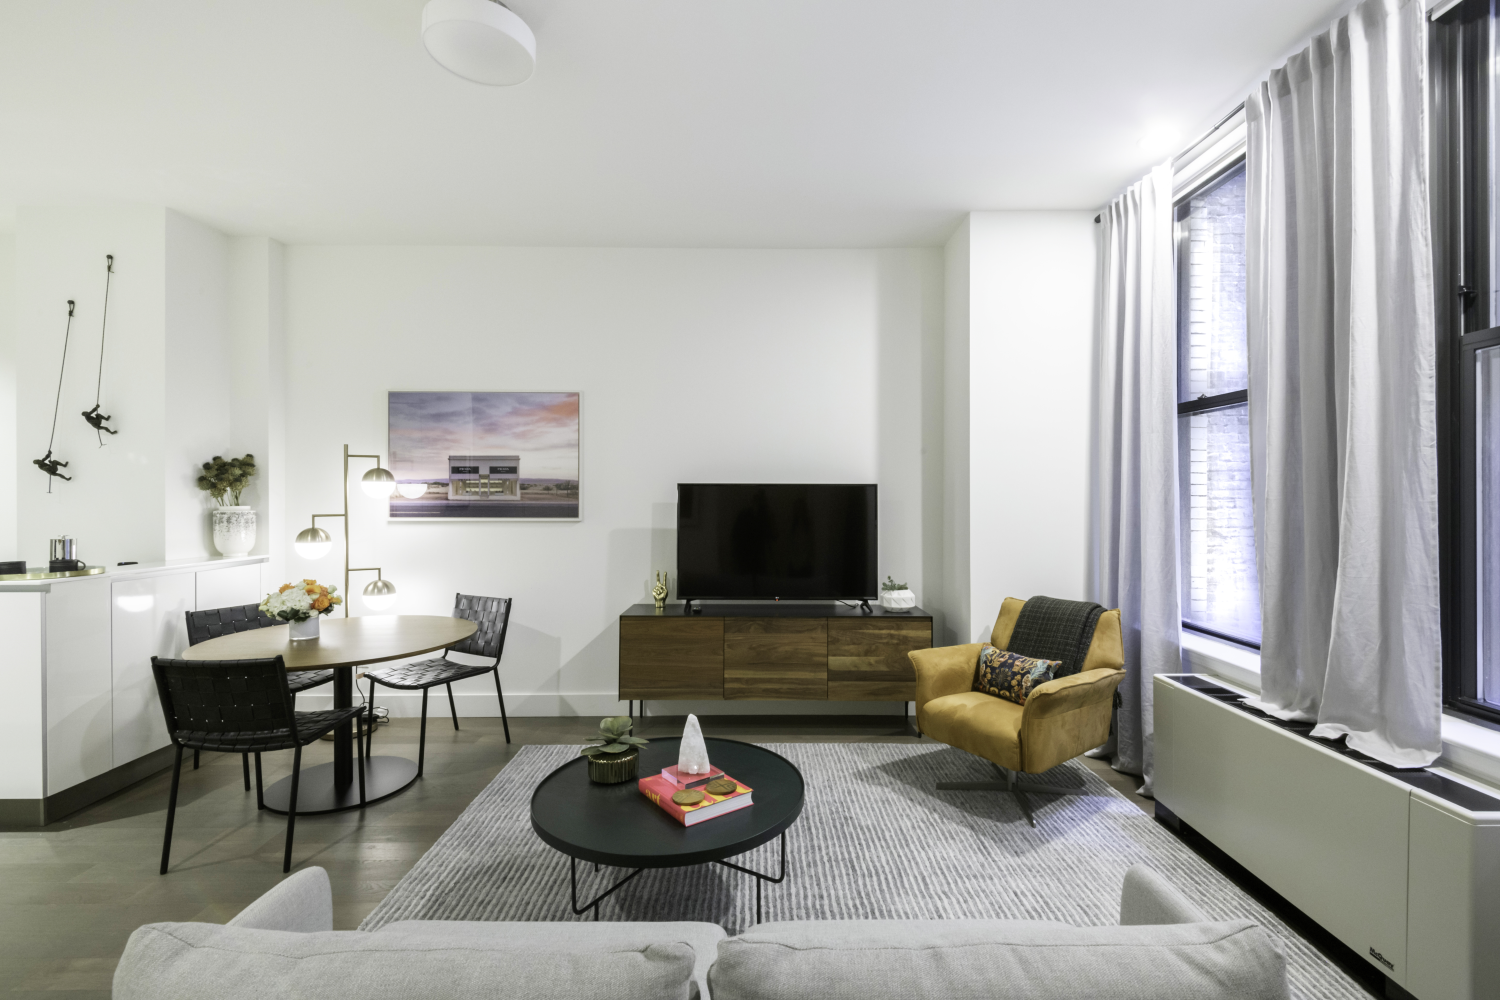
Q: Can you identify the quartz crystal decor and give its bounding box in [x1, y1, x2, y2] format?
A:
[678, 714, 711, 774]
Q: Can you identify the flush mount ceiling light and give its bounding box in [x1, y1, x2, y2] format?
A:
[422, 0, 536, 86]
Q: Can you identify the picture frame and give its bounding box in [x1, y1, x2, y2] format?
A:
[386, 391, 581, 521]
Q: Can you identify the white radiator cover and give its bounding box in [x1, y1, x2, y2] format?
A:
[1155, 675, 1500, 1000]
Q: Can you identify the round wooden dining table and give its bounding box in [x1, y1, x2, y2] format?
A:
[182, 614, 478, 814]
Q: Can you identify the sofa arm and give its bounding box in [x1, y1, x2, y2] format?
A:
[1022, 667, 1125, 720]
[226, 867, 333, 932]
[1120, 864, 1208, 926]
[910, 643, 983, 712]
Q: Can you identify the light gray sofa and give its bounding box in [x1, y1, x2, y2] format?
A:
[113, 864, 1289, 1000]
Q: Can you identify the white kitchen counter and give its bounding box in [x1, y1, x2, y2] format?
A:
[0, 554, 270, 825]
[0, 554, 267, 589]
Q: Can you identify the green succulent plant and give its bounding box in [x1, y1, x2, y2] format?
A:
[579, 716, 649, 758]
[881, 575, 909, 592]
[196, 454, 258, 506]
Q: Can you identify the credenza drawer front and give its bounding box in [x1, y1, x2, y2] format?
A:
[725, 618, 827, 700]
[827, 618, 929, 700]
[620, 618, 724, 699]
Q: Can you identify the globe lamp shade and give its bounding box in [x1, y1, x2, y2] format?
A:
[397, 482, 430, 499]
[363, 578, 398, 611]
[361, 466, 397, 498]
[295, 526, 333, 560]
[422, 0, 536, 86]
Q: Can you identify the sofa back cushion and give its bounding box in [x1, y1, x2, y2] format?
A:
[114, 921, 711, 1000]
[709, 918, 1289, 1000]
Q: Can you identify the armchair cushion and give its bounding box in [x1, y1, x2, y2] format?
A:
[972, 645, 1059, 705]
[919, 692, 1023, 771]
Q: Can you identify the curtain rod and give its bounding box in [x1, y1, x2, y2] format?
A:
[1171, 101, 1247, 164]
[1429, 0, 1464, 20]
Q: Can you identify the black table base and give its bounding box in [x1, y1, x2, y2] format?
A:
[261, 756, 418, 815]
[567, 832, 788, 924]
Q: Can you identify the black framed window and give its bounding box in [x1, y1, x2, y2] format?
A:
[1433, 0, 1500, 721]
[1174, 160, 1261, 649]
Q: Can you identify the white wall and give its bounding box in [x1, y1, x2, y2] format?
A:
[0, 233, 16, 561]
[284, 246, 944, 715]
[228, 237, 288, 589]
[942, 218, 971, 646]
[11, 207, 279, 571]
[15, 206, 169, 568]
[950, 211, 1098, 641]
[164, 210, 231, 561]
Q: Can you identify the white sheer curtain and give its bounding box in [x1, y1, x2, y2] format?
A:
[1244, 0, 1441, 767]
[1090, 163, 1182, 793]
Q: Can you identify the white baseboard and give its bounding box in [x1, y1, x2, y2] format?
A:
[293, 691, 914, 718]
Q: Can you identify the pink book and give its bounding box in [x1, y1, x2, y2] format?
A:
[660, 764, 725, 790]
[639, 772, 754, 827]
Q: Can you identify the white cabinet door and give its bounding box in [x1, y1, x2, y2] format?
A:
[111, 573, 195, 766]
[45, 578, 113, 794]
[0, 592, 45, 799]
[195, 564, 262, 613]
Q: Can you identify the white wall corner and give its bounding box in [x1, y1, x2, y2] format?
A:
[229, 236, 288, 588]
[941, 216, 972, 646]
[0, 233, 17, 561]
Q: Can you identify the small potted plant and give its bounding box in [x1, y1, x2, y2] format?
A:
[580, 716, 650, 783]
[197, 454, 258, 557]
[879, 575, 916, 613]
[259, 579, 342, 640]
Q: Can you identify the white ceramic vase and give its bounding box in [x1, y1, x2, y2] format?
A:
[879, 588, 916, 613]
[289, 616, 321, 640]
[212, 506, 257, 557]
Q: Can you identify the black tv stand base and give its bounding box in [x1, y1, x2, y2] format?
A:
[859, 599, 873, 613]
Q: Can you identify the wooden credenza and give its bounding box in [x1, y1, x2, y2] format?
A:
[619, 603, 933, 702]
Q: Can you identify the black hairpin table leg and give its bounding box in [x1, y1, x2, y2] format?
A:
[570, 856, 644, 921]
[714, 832, 787, 924]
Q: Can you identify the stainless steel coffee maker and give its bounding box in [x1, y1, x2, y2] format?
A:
[49, 535, 82, 572]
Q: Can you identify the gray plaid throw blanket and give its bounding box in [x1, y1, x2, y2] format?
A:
[1004, 596, 1105, 678]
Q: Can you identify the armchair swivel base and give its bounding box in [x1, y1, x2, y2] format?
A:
[937, 759, 1091, 827]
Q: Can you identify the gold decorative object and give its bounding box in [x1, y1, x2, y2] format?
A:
[705, 778, 737, 796]
[672, 789, 705, 806]
[652, 572, 668, 610]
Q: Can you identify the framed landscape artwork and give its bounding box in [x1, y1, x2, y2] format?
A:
[387, 391, 580, 520]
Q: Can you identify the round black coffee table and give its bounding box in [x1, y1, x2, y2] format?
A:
[530, 736, 804, 922]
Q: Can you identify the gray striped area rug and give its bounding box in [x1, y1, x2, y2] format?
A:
[361, 742, 1371, 999]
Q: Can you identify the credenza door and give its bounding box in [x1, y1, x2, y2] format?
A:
[725, 618, 828, 699]
[619, 617, 724, 699]
[827, 618, 929, 700]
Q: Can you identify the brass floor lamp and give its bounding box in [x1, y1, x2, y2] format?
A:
[293, 444, 398, 613]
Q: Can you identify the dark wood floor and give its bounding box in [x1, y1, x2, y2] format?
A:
[0, 715, 1151, 997]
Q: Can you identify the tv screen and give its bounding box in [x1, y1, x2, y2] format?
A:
[676, 484, 877, 600]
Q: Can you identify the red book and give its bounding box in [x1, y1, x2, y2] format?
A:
[639, 772, 753, 826]
[660, 764, 725, 790]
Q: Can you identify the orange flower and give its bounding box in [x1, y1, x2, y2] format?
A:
[312, 596, 330, 611]
[278, 583, 293, 594]
[330, 595, 343, 605]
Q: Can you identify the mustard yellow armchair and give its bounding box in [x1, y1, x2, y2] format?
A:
[909, 597, 1126, 826]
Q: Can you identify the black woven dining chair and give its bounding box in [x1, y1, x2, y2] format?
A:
[184, 604, 337, 784]
[363, 595, 512, 776]
[151, 655, 367, 874]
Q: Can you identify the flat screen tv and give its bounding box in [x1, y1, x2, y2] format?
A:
[676, 483, 876, 601]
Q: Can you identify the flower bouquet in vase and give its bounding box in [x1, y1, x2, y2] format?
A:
[260, 579, 342, 639]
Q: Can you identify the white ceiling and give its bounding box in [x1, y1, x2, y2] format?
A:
[0, 0, 1349, 248]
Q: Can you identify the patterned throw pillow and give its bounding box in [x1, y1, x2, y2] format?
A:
[972, 644, 1061, 706]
